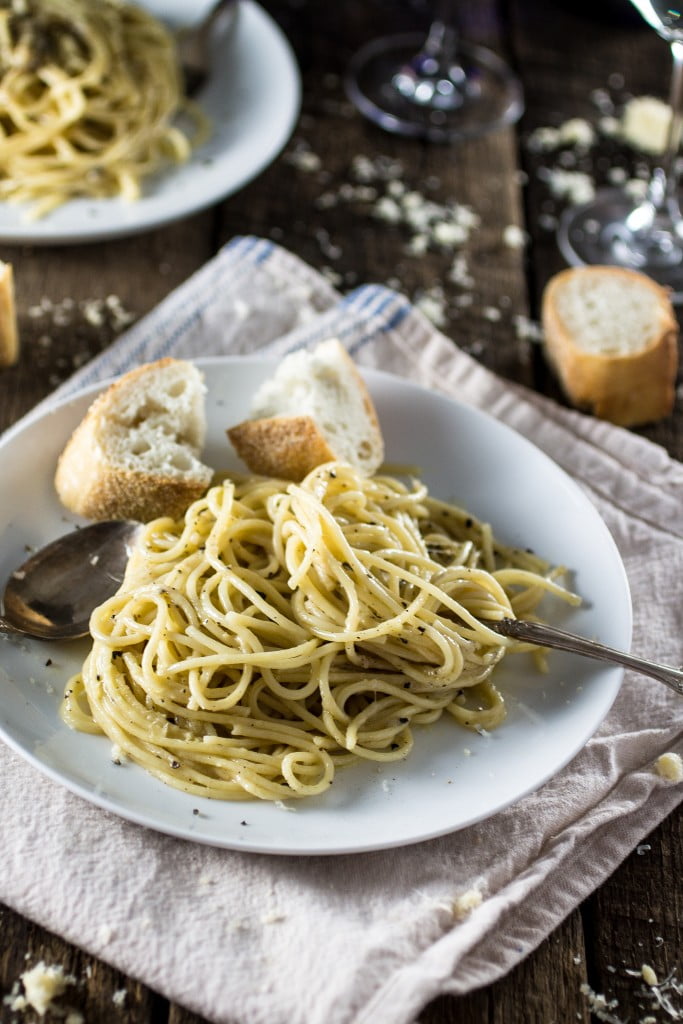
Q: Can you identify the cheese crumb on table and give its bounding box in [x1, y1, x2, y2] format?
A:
[13, 961, 74, 1016]
[579, 982, 623, 1023]
[503, 224, 526, 249]
[112, 988, 127, 1007]
[621, 95, 672, 155]
[528, 117, 596, 151]
[538, 167, 596, 205]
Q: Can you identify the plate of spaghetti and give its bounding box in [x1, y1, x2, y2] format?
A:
[0, 0, 300, 244]
[0, 357, 631, 853]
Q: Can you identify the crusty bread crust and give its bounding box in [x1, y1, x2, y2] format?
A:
[55, 412, 208, 521]
[55, 357, 212, 521]
[542, 267, 678, 426]
[0, 261, 19, 368]
[229, 339, 384, 480]
[228, 415, 337, 481]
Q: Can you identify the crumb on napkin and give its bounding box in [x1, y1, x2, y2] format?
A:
[655, 751, 683, 783]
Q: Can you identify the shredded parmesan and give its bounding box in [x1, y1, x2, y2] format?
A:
[13, 962, 74, 1017]
[453, 887, 483, 920]
[655, 752, 683, 783]
[621, 95, 672, 155]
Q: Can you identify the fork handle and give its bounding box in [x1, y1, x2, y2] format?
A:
[494, 618, 683, 697]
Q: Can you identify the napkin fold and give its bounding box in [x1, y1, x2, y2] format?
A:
[3, 237, 682, 1024]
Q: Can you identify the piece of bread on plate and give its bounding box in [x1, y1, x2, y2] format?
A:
[0, 260, 19, 368]
[541, 266, 678, 426]
[227, 338, 384, 480]
[55, 357, 213, 522]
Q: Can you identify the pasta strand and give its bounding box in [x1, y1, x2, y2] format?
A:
[61, 463, 580, 801]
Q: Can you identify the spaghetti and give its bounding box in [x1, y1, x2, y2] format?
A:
[62, 463, 580, 801]
[0, 0, 208, 218]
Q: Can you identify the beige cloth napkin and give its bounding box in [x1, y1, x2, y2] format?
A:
[3, 238, 682, 1024]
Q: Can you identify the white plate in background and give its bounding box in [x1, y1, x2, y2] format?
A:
[0, 2, 300, 245]
[0, 358, 631, 854]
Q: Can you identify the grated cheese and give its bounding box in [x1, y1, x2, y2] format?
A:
[538, 167, 596, 205]
[621, 96, 672, 155]
[453, 887, 483, 920]
[13, 961, 74, 1017]
[642, 963, 659, 987]
[655, 751, 683, 783]
[527, 117, 595, 151]
[503, 224, 526, 249]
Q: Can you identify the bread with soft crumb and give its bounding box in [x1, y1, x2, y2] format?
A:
[55, 357, 213, 521]
[227, 339, 384, 480]
[541, 266, 678, 426]
[0, 260, 19, 368]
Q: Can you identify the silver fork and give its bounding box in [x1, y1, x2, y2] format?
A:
[491, 618, 683, 697]
[176, 0, 239, 95]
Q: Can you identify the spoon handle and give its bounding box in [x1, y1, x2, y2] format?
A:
[494, 618, 683, 697]
[0, 615, 22, 636]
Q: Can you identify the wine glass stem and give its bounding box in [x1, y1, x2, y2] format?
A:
[649, 39, 683, 213]
[425, 0, 459, 60]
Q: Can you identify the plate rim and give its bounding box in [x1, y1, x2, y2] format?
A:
[0, 1, 301, 246]
[0, 356, 632, 854]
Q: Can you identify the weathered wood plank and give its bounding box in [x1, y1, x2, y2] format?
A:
[0, 903, 165, 1023]
[581, 814, 683, 1024]
[419, 909, 591, 1023]
[509, 0, 683, 458]
[0, 2, 680, 1023]
[0, 213, 215, 431]
[218, 0, 535, 386]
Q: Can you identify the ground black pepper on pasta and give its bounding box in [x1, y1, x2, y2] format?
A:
[61, 462, 579, 801]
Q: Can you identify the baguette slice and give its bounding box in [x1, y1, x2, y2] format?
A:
[0, 260, 19, 368]
[542, 266, 678, 426]
[227, 339, 384, 481]
[55, 358, 213, 522]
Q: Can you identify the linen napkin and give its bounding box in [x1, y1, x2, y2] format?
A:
[2, 236, 682, 1024]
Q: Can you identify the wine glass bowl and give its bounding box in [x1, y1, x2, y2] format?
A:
[558, 2, 683, 298]
[344, 4, 523, 142]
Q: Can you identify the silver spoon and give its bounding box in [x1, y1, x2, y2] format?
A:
[491, 618, 683, 697]
[1, 521, 140, 641]
[3, 531, 683, 696]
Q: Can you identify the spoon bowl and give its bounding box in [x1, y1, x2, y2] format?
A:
[1, 520, 140, 640]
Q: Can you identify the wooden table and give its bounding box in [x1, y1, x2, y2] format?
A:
[1, 1, 681, 1021]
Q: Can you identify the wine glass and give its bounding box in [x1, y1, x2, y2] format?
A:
[558, 1, 683, 297]
[343, 0, 523, 142]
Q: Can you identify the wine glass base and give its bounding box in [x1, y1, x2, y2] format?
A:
[344, 32, 523, 142]
[558, 188, 683, 299]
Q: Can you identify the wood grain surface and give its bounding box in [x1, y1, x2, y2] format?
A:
[0, 1, 681, 1021]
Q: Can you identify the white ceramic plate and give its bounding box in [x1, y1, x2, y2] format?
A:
[0, 2, 300, 245]
[0, 358, 631, 854]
